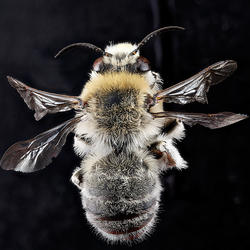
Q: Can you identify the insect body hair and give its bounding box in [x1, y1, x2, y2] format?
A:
[72, 48, 186, 243]
[79, 151, 163, 244]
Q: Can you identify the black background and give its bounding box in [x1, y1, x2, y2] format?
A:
[0, 0, 249, 250]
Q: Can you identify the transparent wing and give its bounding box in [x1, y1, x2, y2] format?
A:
[155, 60, 237, 104]
[0, 116, 81, 172]
[151, 111, 248, 129]
[7, 76, 83, 121]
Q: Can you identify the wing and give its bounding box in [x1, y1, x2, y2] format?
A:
[151, 111, 248, 129]
[0, 116, 81, 172]
[155, 60, 237, 104]
[7, 76, 83, 121]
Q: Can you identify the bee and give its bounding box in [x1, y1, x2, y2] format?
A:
[0, 26, 247, 244]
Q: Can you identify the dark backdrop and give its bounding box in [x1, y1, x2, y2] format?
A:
[0, 1, 249, 250]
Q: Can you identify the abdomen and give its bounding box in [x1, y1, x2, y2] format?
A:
[80, 151, 162, 243]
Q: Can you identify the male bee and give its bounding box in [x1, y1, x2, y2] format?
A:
[0, 26, 247, 244]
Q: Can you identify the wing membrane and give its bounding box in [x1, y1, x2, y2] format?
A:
[151, 111, 247, 129]
[0, 116, 81, 172]
[156, 60, 237, 104]
[7, 76, 83, 121]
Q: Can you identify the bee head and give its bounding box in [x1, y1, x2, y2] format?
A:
[92, 42, 151, 74]
[55, 26, 184, 74]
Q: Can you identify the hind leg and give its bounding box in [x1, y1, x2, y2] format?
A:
[148, 119, 187, 171]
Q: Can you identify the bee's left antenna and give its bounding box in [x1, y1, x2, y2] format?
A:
[54, 43, 112, 58]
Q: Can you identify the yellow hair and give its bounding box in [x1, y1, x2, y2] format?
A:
[80, 72, 151, 101]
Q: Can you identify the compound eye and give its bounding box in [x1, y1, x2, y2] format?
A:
[93, 57, 104, 72]
[137, 56, 150, 72]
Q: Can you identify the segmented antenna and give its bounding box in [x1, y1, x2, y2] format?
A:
[54, 43, 112, 58]
[130, 26, 185, 56]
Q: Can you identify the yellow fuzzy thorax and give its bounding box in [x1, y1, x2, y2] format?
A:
[80, 72, 152, 101]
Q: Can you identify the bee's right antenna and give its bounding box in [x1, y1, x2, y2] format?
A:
[129, 26, 185, 56]
[54, 43, 112, 58]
